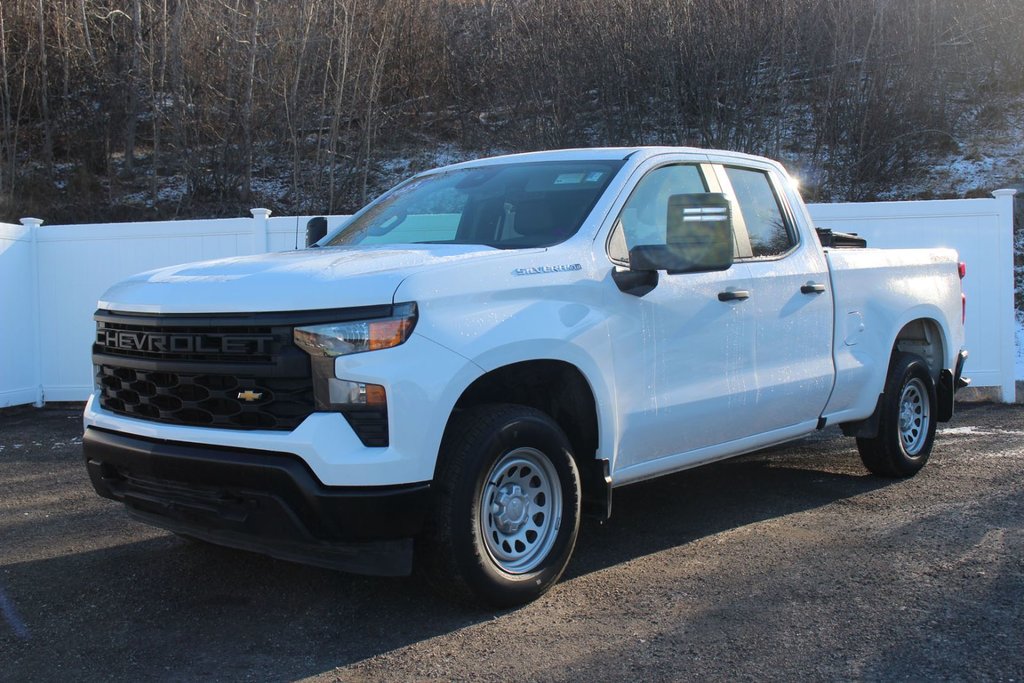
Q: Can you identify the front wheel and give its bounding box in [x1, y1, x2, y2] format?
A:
[857, 352, 937, 477]
[420, 404, 581, 607]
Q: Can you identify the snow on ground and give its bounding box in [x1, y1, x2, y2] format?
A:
[888, 94, 1024, 198]
[250, 177, 291, 202]
[938, 425, 1024, 437]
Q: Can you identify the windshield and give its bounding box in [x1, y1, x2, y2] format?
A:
[325, 160, 625, 249]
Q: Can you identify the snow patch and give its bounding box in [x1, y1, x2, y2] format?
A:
[250, 177, 291, 201]
[938, 426, 979, 435]
[877, 93, 1024, 199]
[938, 426, 1024, 437]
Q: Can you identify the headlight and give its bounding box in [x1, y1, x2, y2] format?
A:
[293, 303, 417, 357]
[292, 304, 417, 446]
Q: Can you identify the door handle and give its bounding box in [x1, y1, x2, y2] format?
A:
[800, 283, 826, 294]
[718, 290, 750, 302]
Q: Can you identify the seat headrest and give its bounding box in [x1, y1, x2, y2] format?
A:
[513, 198, 559, 236]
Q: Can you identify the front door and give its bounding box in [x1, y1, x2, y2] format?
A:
[604, 158, 759, 472]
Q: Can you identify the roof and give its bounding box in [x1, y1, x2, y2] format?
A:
[431, 146, 783, 173]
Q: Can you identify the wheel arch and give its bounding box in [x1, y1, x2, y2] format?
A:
[438, 359, 611, 519]
[842, 315, 953, 439]
[892, 317, 947, 380]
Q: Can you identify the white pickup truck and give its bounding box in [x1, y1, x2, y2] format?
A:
[83, 147, 969, 606]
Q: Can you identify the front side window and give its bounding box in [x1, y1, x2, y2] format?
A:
[724, 166, 794, 258]
[325, 160, 624, 249]
[608, 164, 708, 262]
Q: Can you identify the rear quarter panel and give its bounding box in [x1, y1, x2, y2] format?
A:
[824, 247, 964, 424]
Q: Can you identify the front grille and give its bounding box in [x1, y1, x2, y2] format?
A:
[97, 365, 313, 430]
[94, 305, 395, 437]
[93, 309, 325, 431]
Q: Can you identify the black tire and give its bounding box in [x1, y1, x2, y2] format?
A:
[420, 404, 581, 607]
[857, 352, 937, 477]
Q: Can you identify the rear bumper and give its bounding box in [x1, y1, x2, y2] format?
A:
[954, 349, 970, 391]
[83, 426, 430, 576]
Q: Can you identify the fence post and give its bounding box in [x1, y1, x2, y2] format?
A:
[250, 208, 272, 253]
[992, 189, 1018, 403]
[20, 217, 45, 407]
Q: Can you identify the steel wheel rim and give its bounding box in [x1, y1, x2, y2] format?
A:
[480, 447, 562, 574]
[898, 378, 930, 456]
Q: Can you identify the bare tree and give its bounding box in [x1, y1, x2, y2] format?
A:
[0, 0, 1021, 221]
[123, 0, 144, 176]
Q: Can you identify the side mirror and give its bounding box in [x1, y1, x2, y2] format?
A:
[630, 193, 734, 274]
[305, 216, 328, 248]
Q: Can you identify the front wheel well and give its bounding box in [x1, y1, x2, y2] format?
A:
[440, 360, 609, 518]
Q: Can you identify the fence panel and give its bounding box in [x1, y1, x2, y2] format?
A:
[0, 193, 1016, 407]
[0, 221, 40, 407]
[33, 217, 258, 402]
[807, 189, 1017, 402]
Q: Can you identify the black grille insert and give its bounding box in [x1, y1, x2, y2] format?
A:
[97, 365, 313, 430]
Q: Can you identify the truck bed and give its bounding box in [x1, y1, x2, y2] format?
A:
[823, 247, 964, 426]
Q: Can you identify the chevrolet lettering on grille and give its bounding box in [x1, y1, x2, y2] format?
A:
[101, 330, 274, 355]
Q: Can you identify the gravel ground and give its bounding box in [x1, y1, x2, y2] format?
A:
[1, 402, 1022, 682]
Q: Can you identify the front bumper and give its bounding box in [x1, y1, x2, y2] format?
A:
[83, 426, 430, 576]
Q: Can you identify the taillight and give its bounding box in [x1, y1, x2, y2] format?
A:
[959, 261, 966, 324]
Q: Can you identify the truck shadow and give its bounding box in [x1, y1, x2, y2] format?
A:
[568, 440, 893, 579]
[2, 433, 896, 681]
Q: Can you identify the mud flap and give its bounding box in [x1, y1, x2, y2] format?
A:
[840, 394, 883, 439]
[937, 350, 970, 422]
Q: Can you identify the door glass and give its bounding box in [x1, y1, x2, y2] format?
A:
[724, 166, 794, 258]
[609, 164, 708, 262]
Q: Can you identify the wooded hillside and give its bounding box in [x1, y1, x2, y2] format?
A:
[1, 0, 1021, 222]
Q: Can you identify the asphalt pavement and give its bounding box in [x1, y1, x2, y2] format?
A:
[1, 402, 1022, 681]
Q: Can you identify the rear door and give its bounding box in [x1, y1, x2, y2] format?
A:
[712, 162, 834, 434]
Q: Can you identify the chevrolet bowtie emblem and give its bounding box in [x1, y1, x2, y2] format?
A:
[237, 390, 263, 402]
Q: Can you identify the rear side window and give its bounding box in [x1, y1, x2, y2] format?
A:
[724, 166, 794, 258]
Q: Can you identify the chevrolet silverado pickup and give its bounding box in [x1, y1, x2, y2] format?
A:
[83, 147, 969, 606]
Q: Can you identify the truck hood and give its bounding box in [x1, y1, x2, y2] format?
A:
[98, 244, 520, 314]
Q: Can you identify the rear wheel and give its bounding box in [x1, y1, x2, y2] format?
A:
[420, 404, 581, 607]
[857, 352, 937, 477]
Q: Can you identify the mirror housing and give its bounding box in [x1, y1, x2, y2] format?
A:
[305, 216, 328, 248]
[611, 267, 658, 297]
[629, 192, 734, 274]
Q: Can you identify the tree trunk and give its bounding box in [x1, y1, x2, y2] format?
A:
[36, 0, 54, 178]
[241, 0, 260, 203]
[124, 0, 143, 176]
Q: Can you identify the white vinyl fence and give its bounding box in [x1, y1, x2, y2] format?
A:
[0, 191, 1017, 408]
[808, 189, 1018, 403]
